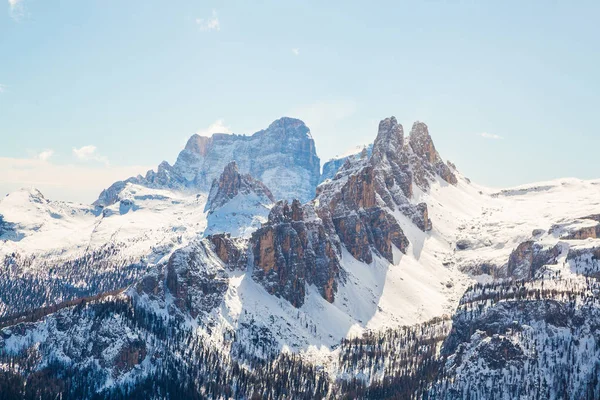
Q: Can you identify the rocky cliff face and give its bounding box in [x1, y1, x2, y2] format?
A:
[502, 241, 561, 280]
[209, 116, 458, 307]
[207, 233, 248, 271]
[165, 240, 229, 319]
[250, 200, 342, 307]
[408, 121, 458, 189]
[313, 117, 453, 265]
[564, 223, 600, 240]
[224, 116, 458, 306]
[95, 117, 320, 206]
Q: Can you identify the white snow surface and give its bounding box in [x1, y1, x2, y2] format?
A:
[137, 174, 600, 366]
[3, 175, 600, 365]
[0, 184, 208, 267]
[204, 192, 272, 238]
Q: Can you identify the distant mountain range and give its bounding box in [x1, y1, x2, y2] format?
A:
[1, 116, 600, 399]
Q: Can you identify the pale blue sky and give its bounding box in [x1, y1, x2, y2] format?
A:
[1, 1, 599, 202]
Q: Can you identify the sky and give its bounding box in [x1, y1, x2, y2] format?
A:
[1, 0, 599, 203]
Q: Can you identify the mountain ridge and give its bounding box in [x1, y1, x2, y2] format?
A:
[2, 116, 600, 399]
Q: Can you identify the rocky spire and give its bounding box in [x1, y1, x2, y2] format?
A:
[371, 116, 404, 164]
[145, 161, 184, 189]
[408, 121, 458, 186]
[409, 121, 439, 164]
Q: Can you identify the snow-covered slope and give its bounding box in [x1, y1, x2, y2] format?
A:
[0, 184, 209, 317]
[2, 116, 600, 399]
[203, 161, 275, 238]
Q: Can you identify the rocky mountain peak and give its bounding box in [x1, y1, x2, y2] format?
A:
[372, 116, 404, 161]
[184, 134, 213, 156]
[261, 117, 312, 140]
[96, 117, 321, 206]
[405, 121, 458, 188]
[267, 199, 304, 224]
[409, 121, 438, 164]
[205, 161, 274, 213]
[221, 160, 241, 177]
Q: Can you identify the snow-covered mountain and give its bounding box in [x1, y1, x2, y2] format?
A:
[204, 161, 275, 238]
[1, 116, 600, 399]
[95, 117, 320, 206]
[0, 184, 208, 317]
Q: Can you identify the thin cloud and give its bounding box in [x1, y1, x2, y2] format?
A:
[8, 0, 24, 20]
[0, 84, 5, 93]
[36, 150, 54, 162]
[292, 48, 300, 56]
[196, 10, 220, 31]
[479, 132, 503, 140]
[72, 145, 109, 165]
[197, 119, 231, 137]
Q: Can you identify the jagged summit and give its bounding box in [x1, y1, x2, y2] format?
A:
[94, 116, 454, 210]
[408, 120, 458, 187]
[203, 162, 275, 238]
[205, 161, 274, 212]
[320, 117, 458, 191]
[96, 117, 320, 207]
[210, 117, 459, 307]
[184, 134, 212, 155]
[256, 116, 314, 139]
[372, 116, 404, 160]
[409, 121, 435, 161]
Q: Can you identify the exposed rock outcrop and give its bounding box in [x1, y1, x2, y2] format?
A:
[332, 207, 409, 264]
[250, 200, 341, 307]
[314, 117, 442, 264]
[563, 224, 600, 240]
[207, 233, 248, 270]
[165, 240, 229, 318]
[504, 241, 561, 280]
[205, 161, 274, 212]
[203, 162, 275, 238]
[408, 121, 458, 189]
[114, 339, 147, 373]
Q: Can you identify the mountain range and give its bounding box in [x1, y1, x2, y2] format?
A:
[1, 116, 600, 399]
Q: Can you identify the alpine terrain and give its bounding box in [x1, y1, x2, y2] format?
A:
[1, 116, 600, 399]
